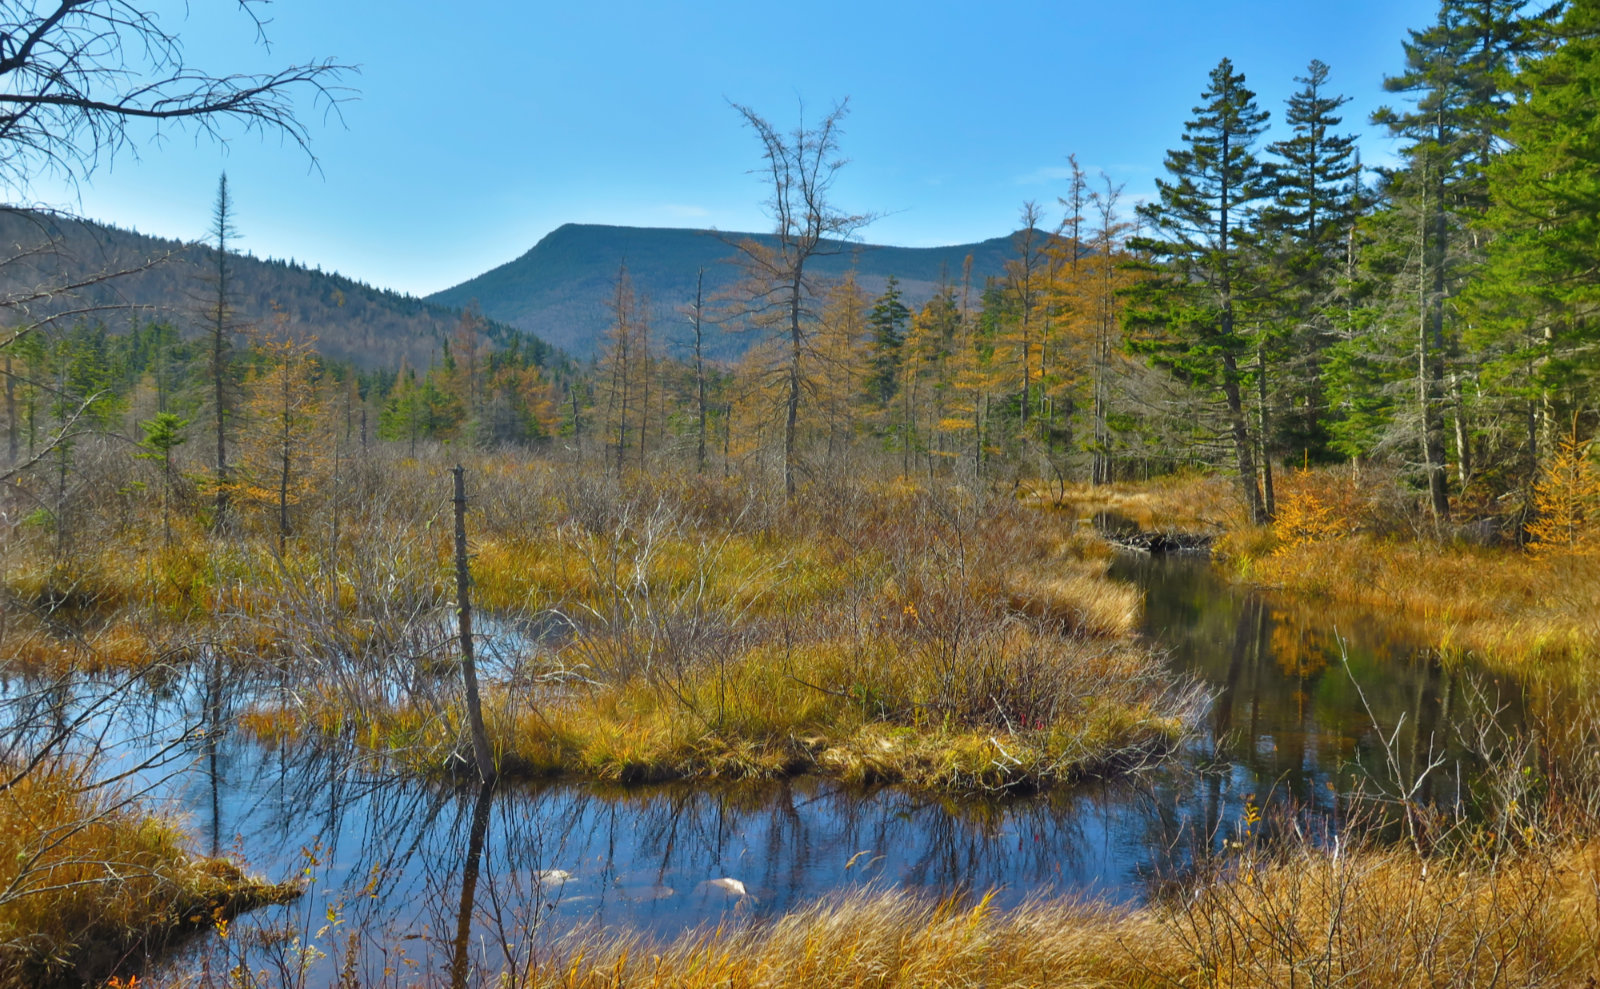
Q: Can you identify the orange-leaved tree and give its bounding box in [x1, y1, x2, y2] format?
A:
[810, 273, 868, 463]
[237, 323, 324, 553]
[1527, 432, 1600, 555]
[1273, 467, 1357, 553]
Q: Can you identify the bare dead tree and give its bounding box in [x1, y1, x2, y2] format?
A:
[0, 1, 352, 480]
[727, 99, 871, 500]
[0, 0, 353, 196]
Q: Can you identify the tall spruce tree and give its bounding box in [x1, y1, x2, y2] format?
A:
[1374, 0, 1530, 517]
[1128, 57, 1274, 524]
[1260, 59, 1362, 467]
[866, 275, 909, 407]
[205, 173, 239, 529]
[1006, 202, 1048, 433]
[1476, 2, 1600, 476]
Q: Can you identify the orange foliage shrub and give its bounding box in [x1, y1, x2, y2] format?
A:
[1528, 434, 1600, 555]
[1272, 467, 1360, 553]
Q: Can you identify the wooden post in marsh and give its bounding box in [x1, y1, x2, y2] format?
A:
[452, 465, 495, 783]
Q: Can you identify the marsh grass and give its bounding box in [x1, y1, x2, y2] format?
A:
[1036, 472, 1245, 535]
[1241, 536, 1598, 666]
[200, 461, 1196, 790]
[0, 768, 296, 988]
[511, 838, 1600, 988]
[1212, 466, 1600, 676]
[157, 826, 1600, 989]
[22, 453, 1600, 986]
[475, 627, 1190, 789]
[477, 469, 1193, 789]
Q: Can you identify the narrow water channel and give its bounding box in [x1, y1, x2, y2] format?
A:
[129, 550, 1524, 982]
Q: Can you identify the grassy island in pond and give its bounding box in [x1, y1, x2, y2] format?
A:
[213, 463, 1200, 791]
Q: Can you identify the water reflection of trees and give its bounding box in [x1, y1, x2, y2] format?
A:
[176, 550, 1536, 979]
[1113, 552, 1532, 876]
[11, 551, 1552, 983]
[181, 753, 1169, 981]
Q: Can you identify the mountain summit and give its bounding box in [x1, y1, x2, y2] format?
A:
[426, 223, 1018, 359]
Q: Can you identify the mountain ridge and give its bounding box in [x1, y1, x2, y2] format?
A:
[0, 212, 1028, 369]
[427, 222, 1020, 359]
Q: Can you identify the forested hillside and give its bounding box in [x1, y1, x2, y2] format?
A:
[0, 209, 547, 371]
[355, 0, 1600, 533]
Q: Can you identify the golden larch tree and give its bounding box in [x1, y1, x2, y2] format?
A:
[238, 322, 325, 552]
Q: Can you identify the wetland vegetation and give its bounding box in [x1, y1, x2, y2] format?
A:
[7, 456, 1600, 987]
[6, 0, 1600, 986]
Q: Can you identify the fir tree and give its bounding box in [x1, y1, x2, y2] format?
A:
[1476, 2, 1600, 475]
[1128, 57, 1274, 523]
[866, 275, 909, 407]
[1374, 0, 1532, 515]
[1260, 59, 1362, 467]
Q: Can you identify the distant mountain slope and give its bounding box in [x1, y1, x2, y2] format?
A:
[427, 223, 1019, 359]
[0, 210, 549, 371]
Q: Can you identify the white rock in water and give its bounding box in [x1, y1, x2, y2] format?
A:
[537, 870, 573, 886]
[704, 877, 747, 897]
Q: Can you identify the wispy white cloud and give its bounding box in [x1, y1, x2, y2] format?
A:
[1013, 165, 1080, 186]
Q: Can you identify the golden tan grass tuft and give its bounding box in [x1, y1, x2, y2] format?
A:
[0, 769, 297, 987]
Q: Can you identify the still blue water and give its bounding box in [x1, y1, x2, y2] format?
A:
[121, 551, 1520, 982]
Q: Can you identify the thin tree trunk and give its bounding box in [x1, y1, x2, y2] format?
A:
[278, 446, 290, 555]
[278, 371, 291, 554]
[211, 183, 232, 530]
[902, 361, 912, 477]
[452, 466, 495, 784]
[212, 302, 229, 527]
[1451, 371, 1471, 490]
[1093, 276, 1110, 486]
[331, 422, 342, 562]
[1257, 342, 1275, 520]
[162, 448, 173, 548]
[569, 386, 582, 467]
[693, 270, 707, 474]
[4, 353, 15, 467]
[1219, 127, 1263, 526]
[1419, 163, 1450, 522]
[1222, 356, 1266, 525]
[1020, 307, 1031, 431]
[784, 276, 803, 499]
[638, 341, 649, 474]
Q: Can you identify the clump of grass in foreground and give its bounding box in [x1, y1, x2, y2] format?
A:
[0, 769, 297, 988]
[506, 838, 1599, 989]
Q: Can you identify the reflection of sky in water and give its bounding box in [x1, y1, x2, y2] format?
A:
[96, 551, 1527, 981]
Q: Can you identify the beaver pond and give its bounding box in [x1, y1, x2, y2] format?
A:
[63, 551, 1526, 984]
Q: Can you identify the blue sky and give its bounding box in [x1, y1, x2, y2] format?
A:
[18, 0, 1443, 297]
